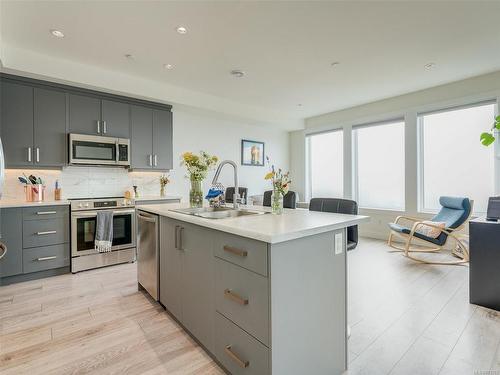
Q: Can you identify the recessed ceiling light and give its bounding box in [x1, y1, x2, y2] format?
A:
[50, 29, 65, 38]
[297, 104, 303, 107]
[176, 26, 188, 34]
[424, 62, 436, 69]
[230, 69, 245, 78]
[124, 54, 134, 60]
[331, 61, 340, 67]
[163, 64, 174, 70]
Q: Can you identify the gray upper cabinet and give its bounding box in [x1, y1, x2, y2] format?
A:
[34, 88, 67, 167]
[131, 105, 154, 169]
[1, 74, 172, 169]
[69, 94, 101, 135]
[101, 99, 130, 138]
[1, 82, 34, 167]
[0, 208, 23, 279]
[131, 106, 172, 170]
[153, 109, 173, 170]
[70, 95, 130, 138]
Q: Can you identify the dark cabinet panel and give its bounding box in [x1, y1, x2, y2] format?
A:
[0, 208, 23, 278]
[101, 99, 130, 138]
[153, 109, 173, 170]
[1, 82, 34, 167]
[130, 105, 153, 169]
[69, 94, 101, 135]
[34, 88, 67, 167]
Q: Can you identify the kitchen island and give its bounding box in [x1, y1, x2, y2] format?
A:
[136, 203, 369, 375]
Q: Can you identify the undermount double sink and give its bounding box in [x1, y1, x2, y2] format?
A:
[171, 206, 268, 219]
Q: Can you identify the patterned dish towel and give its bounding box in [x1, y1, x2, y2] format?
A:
[95, 210, 113, 252]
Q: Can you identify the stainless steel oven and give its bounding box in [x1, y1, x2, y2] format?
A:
[69, 133, 130, 166]
[71, 197, 136, 272]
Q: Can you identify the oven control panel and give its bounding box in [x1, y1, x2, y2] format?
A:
[71, 198, 134, 211]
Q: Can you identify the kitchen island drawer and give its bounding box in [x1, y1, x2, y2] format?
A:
[216, 258, 269, 346]
[23, 244, 70, 273]
[214, 232, 268, 276]
[215, 312, 270, 375]
[23, 218, 69, 248]
[23, 205, 69, 221]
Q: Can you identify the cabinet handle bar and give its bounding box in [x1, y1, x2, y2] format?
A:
[37, 211, 57, 215]
[223, 245, 248, 257]
[224, 345, 249, 368]
[36, 256, 57, 261]
[36, 230, 57, 235]
[224, 289, 249, 305]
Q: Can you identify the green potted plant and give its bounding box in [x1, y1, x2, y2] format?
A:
[480, 115, 500, 146]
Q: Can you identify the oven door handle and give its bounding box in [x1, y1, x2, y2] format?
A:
[72, 209, 136, 217]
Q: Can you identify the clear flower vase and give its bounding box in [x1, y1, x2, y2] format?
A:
[271, 190, 284, 215]
[189, 179, 203, 208]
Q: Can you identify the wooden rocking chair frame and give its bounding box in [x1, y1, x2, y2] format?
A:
[387, 203, 473, 265]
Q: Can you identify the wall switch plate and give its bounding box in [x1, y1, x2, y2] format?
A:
[335, 232, 343, 255]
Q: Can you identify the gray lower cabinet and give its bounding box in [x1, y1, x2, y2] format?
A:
[0, 208, 23, 278]
[1, 81, 34, 167]
[215, 312, 270, 375]
[159, 218, 214, 351]
[131, 106, 172, 170]
[180, 222, 215, 352]
[0, 205, 70, 284]
[159, 218, 348, 374]
[159, 217, 183, 320]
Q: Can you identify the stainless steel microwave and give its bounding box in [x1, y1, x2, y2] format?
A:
[69, 134, 130, 166]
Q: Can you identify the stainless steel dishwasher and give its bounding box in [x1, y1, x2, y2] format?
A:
[136, 210, 159, 300]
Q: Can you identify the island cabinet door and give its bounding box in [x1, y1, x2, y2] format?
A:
[179, 222, 215, 352]
[159, 217, 183, 321]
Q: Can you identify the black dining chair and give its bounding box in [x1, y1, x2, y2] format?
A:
[263, 190, 297, 209]
[309, 198, 359, 250]
[224, 187, 248, 203]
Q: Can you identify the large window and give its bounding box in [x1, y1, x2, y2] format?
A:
[419, 102, 495, 213]
[353, 120, 405, 210]
[306, 130, 343, 199]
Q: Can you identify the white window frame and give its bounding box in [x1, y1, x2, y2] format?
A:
[417, 100, 498, 214]
[305, 128, 343, 201]
[352, 118, 406, 211]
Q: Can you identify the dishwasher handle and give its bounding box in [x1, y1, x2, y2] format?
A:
[137, 213, 157, 223]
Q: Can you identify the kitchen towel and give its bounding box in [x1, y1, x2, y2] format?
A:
[95, 211, 113, 252]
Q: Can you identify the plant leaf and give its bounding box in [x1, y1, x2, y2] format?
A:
[480, 132, 495, 146]
[496, 115, 500, 122]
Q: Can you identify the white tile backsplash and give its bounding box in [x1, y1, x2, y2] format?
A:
[3, 167, 166, 200]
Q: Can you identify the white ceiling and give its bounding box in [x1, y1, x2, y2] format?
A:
[1, 1, 500, 128]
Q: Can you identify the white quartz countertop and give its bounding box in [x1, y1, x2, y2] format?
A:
[0, 199, 70, 208]
[136, 203, 369, 244]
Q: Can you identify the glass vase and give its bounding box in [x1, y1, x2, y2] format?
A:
[160, 186, 166, 197]
[271, 190, 284, 215]
[189, 179, 204, 208]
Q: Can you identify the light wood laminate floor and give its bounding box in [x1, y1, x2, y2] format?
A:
[1, 238, 498, 374]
